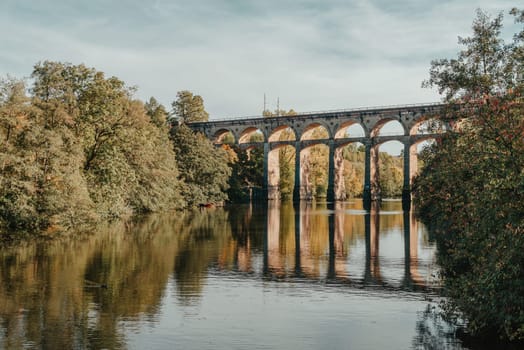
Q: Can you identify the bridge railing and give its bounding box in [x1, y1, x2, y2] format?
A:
[193, 101, 444, 123]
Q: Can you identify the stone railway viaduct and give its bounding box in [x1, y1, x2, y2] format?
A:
[187, 102, 447, 209]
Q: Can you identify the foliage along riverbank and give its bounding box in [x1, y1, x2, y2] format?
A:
[0, 63, 230, 234]
[413, 9, 523, 342]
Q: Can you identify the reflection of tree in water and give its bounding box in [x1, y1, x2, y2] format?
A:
[0, 230, 129, 349]
[0, 202, 445, 349]
[227, 204, 266, 249]
[0, 210, 237, 349]
[172, 209, 232, 305]
[412, 304, 464, 350]
[414, 303, 524, 350]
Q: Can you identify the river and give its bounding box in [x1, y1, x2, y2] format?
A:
[0, 200, 467, 349]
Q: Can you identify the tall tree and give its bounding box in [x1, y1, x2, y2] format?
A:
[0, 75, 95, 231]
[1, 61, 185, 232]
[171, 90, 209, 123]
[145, 97, 168, 128]
[171, 124, 230, 206]
[415, 9, 524, 341]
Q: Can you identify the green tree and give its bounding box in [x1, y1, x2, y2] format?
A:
[0, 75, 95, 231]
[117, 100, 185, 213]
[263, 108, 297, 117]
[378, 152, 403, 198]
[1, 62, 185, 232]
[145, 97, 168, 128]
[342, 144, 365, 198]
[414, 9, 524, 341]
[227, 146, 263, 203]
[171, 124, 231, 206]
[171, 90, 209, 123]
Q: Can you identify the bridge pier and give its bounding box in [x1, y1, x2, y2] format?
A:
[402, 141, 411, 210]
[363, 142, 372, 210]
[262, 142, 269, 200]
[293, 141, 301, 203]
[402, 141, 418, 210]
[269, 147, 281, 200]
[326, 140, 335, 202]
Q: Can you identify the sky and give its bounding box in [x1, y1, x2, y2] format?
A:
[1, 0, 519, 120]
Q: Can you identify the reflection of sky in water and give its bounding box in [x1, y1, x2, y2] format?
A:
[127, 278, 435, 350]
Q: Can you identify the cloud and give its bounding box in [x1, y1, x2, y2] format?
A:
[0, 0, 519, 118]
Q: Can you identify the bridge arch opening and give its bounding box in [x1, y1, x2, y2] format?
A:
[372, 140, 405, 199]
[336, 142, 366, 199]
[270, 144, 297, 200]
[239, 127, 265, 144]
[214, 129, 235, 144]
[301, 143, 329, 199]
[301, 123, 330, 141]
[408, 137, 437, 183]
[410, 118, 445, 136]
[371, 119, 406, 138]
[268, 126, 296, 143]
[335, 121, 366, 139]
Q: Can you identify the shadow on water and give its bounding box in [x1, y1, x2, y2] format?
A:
[0, 200, 482, 349]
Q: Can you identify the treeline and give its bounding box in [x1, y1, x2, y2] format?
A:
[414, 9, 523, 342]
[1, 61, 406, 234]
[0, 62, 229, 233]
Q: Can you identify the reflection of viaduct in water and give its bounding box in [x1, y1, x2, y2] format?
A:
[257, 202, 428, 290]
[188, 103, 448, 208]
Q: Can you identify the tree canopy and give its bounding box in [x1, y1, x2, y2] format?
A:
[171, 90, 209, 123]
[170, 124, 231, 206]
[1, 62, 236, 233]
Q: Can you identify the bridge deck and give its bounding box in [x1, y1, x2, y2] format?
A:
[187, 102, 445, 126]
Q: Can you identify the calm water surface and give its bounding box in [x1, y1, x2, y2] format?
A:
[0, 200, 466, 349]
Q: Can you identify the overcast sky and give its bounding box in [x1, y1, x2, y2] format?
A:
[1, 0, 519, 119]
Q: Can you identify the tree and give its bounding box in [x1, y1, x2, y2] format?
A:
[227, 145, 263, 203]
[1, 62, 185, 232]
[414, 9, 524, 341]
[145, 97, 168, 128]
[171, 90, 209, 123]
[378, 153, 403, 198]
[171, 124, 231, 206]
[0, 75, 96, 231]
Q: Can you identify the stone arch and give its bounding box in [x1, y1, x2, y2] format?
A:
[270, 143, 294, 151]
[371, 140, 405, 200]
[335, 120, 366, 139]
[370, 118, 407, 137]
[239, 126, 265, 143]
[337, 140, 365, 150]
[409, 118, 446, 135]
[238, 143, 263, 152]
[373, 138, 404, 151]
[213, 128, 236, 144]
[299, 142, 330, 199]
[333, 141, 366, 200]
[411, 134, 439, 145]
[407, 136, 437, 183]
[268, 125, 297, 142]
[301, 122, 331, 141]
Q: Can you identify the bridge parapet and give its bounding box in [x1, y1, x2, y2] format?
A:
[188, 102, 445, 143]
